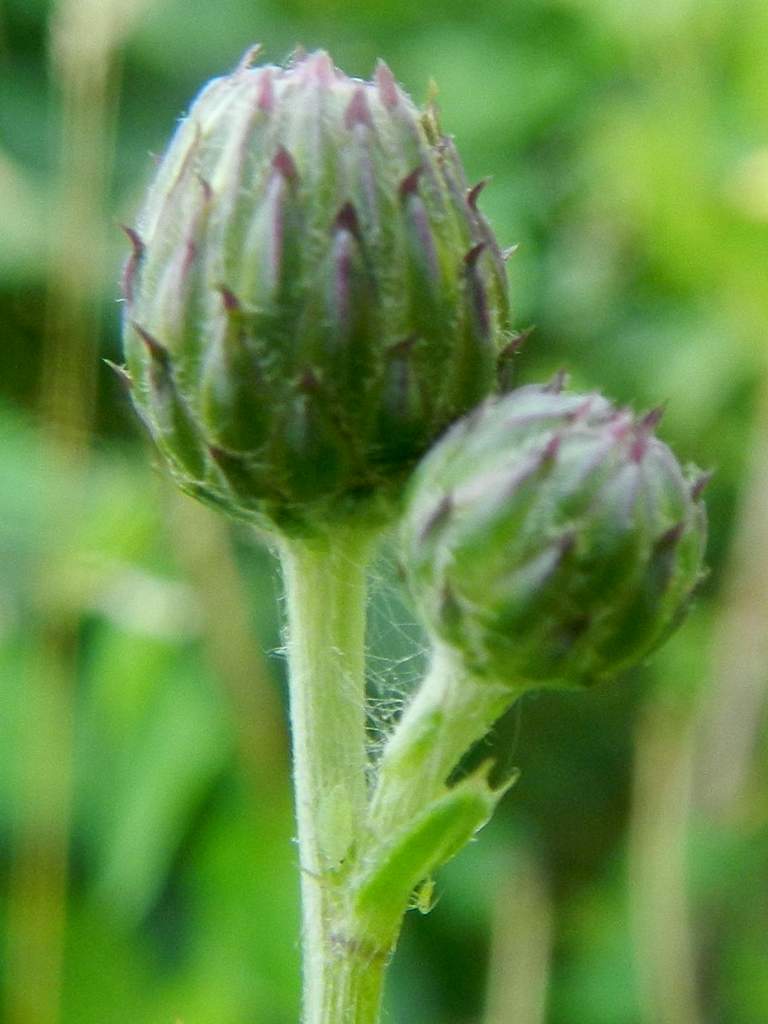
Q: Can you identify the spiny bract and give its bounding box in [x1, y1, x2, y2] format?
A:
[402, 381, 708, 688]
[120, 47, 512, 534]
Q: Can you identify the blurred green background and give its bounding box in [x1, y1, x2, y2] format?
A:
[1, 0, 767, 1021]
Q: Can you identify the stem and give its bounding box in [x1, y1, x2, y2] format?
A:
[335, 644, 519, 962]
[369, 644, 518, 838]
[280, 549, 519, 1022]
[279, 528, 386, 1024]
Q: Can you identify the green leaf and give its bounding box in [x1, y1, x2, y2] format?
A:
[353, 765, 513, 942]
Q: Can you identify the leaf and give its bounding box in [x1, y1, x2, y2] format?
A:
[353, 763, 514, 942]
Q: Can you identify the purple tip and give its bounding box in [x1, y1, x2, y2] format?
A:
[399, 166, 423, 199]
[691, 470, 713, 501]
[542, 434, 562, 461]
[497, 331, 530, 391]
[257, 68, 275, 112]
[120, 226, 144, 303]
[630, 427, 650, 463]
[566, 396, 596, 422]
[345, 86, 373, 128]
[236, 44, 263, 74]
[182, 239, 198, 278]
[419, 493, 453, 541]
[308, 51, 334, 85]
[503, 326, 535, 356]
[196, 174, 213, 203]
[217, 285, 241, 313]
[640, 404, 666, 430]
[120, 225, 145, 258]
[467, 179, 489, 212]
[656, 521, 685, 549]
[132, 323, 168, 364]
[464, 242, 486, 268]
[272, 146, 299, 185]
[543, 368, 569, 394]
[609, 412, 634, 443]
[375, 60, 399, 109]
[334, 201, 361, 238]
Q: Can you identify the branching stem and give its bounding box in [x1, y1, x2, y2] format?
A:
[369, 643, 517, 838]
[280, 544, 518, 1024]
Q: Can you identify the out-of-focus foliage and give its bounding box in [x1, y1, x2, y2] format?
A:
[1, 1, 767, 1022]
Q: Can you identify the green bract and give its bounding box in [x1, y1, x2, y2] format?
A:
[121, 48, 511, 534]
[402, 382, 708, 688]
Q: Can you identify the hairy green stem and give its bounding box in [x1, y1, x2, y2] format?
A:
[280, 549, 518, 1022]
[279, 529, 386, 1024]
[370, 644, 517, 837]
[337, 644, 519, 963]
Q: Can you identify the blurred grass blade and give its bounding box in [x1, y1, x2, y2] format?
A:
[169, 493, 288, 793]
[41, 0, 157, 454]
[482, 848, 553, 1024]
[4, 633, 75, 1024]
[629, 702, 702, 1024]
[4, 3, 156, 1024]
[693, 379, 768, 818]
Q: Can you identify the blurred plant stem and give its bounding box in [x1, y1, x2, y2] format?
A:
[628, 373, 768, 1024]
[629, 703, 702, 1024]
[170, 494, 288, 793]
[4, 4, 152, 1023]
[279, 530, 385, 1024]
[482, 848, 552, 1024]
[40, 0, 138, 454]
[676, 372, 768, 1017]
[4, 612, 77, 1024]
[693, 376, 768, 819]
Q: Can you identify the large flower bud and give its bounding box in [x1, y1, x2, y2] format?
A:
[402, 382, 708, 688]
[120, 48, 511, 534]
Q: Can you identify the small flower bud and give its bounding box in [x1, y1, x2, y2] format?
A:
[402, 384, 708, 688]
[121, 49, 511, 534]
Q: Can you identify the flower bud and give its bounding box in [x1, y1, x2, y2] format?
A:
[402, 382, 708, 688]
[120, 48, 511, 534]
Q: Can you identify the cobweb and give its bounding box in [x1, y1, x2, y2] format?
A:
[271, 533, 523, 788]
[364, 538, 430, 766]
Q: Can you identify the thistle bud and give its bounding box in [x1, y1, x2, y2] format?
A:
[402, 383, 708, 688]
[121, 48, 511, 534]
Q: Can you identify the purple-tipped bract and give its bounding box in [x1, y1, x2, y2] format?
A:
[120, 49, 512, 533]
